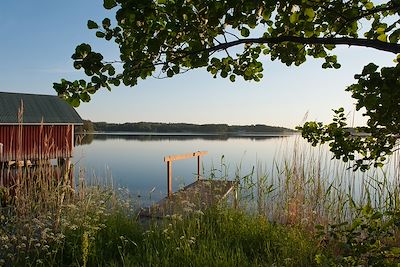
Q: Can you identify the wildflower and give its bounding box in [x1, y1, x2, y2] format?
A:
[183, 207, 193, 213]
[194, 210, 204, 216]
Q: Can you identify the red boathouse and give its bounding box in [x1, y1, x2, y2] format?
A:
[0, 92, 83, 164]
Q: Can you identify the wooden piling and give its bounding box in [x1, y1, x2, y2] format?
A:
[164, 151, 208, 197]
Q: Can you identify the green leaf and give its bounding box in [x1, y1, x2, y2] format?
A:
[240, 27, 250, 37]
[262, 10, 271, 21]
[167, 69, 174, 77]
[87, 20, 98, 29]
[80, 93, 91, 102]
[304, 8, 315, 20]
[69, 97, 80, 107]
[377, 34, 387, 42]
[96, 31, 106, 38]
[289, 12, 299, 24]
[376, 27, 386, 33]
[172, 65, 180, 74]
[365, 2, 374, 10]
[103, 0, 117, 9]
[108, 66, 115, 76]
[102, 18, 111, 28]
[113, 79, 120, 86]
[333, 63, 341, 69]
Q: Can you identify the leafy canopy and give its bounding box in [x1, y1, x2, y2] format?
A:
[54, 0, 400, 170]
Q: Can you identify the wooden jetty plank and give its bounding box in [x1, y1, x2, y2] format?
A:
[164, 151, 208, 196]
[164, 151, 208, 162]
[140, 179, 237, 218]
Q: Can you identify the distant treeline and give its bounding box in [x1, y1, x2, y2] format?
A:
[80, 121, 295, 134]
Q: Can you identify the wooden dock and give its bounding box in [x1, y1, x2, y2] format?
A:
[140, 151, 237, 218]
[140, 179, 237, 218]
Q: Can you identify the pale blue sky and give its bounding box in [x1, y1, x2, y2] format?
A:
[0, 0, 396, 129]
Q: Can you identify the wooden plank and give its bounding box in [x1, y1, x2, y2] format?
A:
[164, 151, 208, 162]
[197, 155, 200, 180]
[140, 179, 237, 218]
[167, 161, 172, 197]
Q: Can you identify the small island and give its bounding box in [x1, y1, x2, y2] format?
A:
[81, 120, 296, 136]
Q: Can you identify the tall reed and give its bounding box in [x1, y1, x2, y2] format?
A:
[237, 135, 400, 227]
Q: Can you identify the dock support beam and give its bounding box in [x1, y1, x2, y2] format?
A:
[167, 161, 172, 197]
[197, 155, 200, 180]
[164, 151, 208, 198]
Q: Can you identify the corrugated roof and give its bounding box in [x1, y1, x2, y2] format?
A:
[0, 92, 83, 124]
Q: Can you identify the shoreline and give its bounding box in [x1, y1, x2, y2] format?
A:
[77, 131, 299, 137]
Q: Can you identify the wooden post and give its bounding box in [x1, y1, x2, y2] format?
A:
[164, 151, 208, 198]
[167, 161, 172, 197]
[197, 155, 200, 180]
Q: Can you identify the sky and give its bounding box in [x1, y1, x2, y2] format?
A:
[0, 0, 396, 129]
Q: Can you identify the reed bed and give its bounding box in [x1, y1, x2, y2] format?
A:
[0, 133, 399, 266]
[236, 135, 400, 226]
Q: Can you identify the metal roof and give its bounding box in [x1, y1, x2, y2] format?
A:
[0, 92, 83, 124]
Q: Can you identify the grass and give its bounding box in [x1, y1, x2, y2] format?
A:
[0, 134, 399, 266]
[0, 172, 319, 266]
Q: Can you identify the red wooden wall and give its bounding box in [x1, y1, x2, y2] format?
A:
[0, 125, 73, 162]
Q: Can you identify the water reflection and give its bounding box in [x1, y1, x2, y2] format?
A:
[77, 133, 292, 145]
[73, 133, 399, 210]
[73, 133, 294, 205]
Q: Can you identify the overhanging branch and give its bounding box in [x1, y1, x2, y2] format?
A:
[200, 36, 400, 54]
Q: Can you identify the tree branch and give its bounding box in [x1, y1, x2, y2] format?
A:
[198, 36, 400, 54]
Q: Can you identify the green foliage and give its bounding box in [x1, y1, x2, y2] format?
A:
[298, 63, 400, 171]
[315, 204, 400, 266]
[54, 0, 400, 167]
[54, 0, 400, 104]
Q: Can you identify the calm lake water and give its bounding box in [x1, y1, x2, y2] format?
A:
[73, 133, 399, 206]
[73, 133, 297, 201]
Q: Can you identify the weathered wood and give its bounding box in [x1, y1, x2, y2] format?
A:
[164, 151, 208, 162]
[140, 179, 237, 218]
[0, 125, 74, 162]
[165, 151, 208, 197]
[197, 156, 200, 180]
[167, 161, 172, 197]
